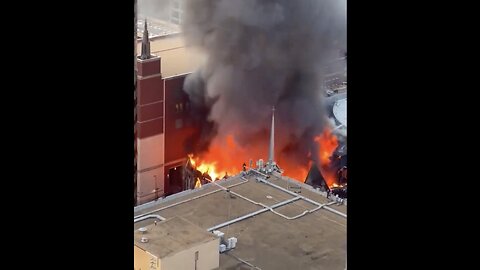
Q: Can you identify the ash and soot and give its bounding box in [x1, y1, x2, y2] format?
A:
[181, 0, 346, 186]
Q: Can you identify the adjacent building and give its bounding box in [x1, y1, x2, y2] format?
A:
[134, 19, 205, 205]
[134, 172, 347, 269]
[134, 217, 219, 270]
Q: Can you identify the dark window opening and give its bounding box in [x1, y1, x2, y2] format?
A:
[168, 166, 184, 195]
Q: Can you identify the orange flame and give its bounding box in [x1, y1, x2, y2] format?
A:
[188, 154, 224, 182]
[189, 133, 313, 184]
[314, 127, 338, 166]
[314, 127, 339, 187]
[194, 177, 202, 188]
[188, 128, 340, 187]
[281, 152, 313, 182]
[280, 160, 310, 182]
[189, 134, 248, 182]
[188, 154, 196, 167]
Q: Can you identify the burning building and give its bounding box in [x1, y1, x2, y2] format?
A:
[135, 0, 347, 205]
[304, 94, 347, 197]
[304, 144, 347, 199]
[180, 0, 346, 185]
[134, 1, 347, 265]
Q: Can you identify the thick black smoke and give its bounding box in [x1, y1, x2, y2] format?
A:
[182, 0, 346, 165]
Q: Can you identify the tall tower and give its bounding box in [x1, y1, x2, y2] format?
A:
[266, 107, 279, 173]
[268, 107, 275, 165]
[135, 20, 164, 205]
[140, 20, 151, 60]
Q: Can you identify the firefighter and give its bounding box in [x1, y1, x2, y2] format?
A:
[340, 166, 347, 184]
[242, 162, 247, 171]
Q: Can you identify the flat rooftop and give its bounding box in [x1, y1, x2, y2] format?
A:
[137, 18, 180, 39]
[134, 172, 347, 270]
[134, 217, 217, 259]
[137, 35, 205, 78]
[136, 20, 205, 78]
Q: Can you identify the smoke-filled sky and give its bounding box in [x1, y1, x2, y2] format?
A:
[181, 0, 346, 170]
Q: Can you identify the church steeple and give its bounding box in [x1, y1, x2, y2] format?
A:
[140, 19, 151, 60]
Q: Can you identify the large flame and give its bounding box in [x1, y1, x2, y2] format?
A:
[189, 134, 249, 184]
[280, 159, 310, 182]
[188, 127, 340, 188]
[195, 134, 310, 182]
[314, 127, 338, 166]
[314, 127, 339, 187]
[188, 154, 225, 182]
[189, 133, 314, 185]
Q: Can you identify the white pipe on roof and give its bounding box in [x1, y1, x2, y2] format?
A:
[202, 174, 334, 224]
[227, 179, 335, 220]
[267, 201, 337, 220]
[206, 175, 325, 221]
[134, 214, 166, 223]
[207, 196, 301, 232]
[252, 170, 347, 218]
[134, 178, 249, 219]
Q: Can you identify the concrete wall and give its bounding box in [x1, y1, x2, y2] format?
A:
[137, 133, 165, 204]
[137, 166, 164, 204]
[134, 245, 160, 270]
[137, 133, 164, 170]
[161, 238, 219, 270]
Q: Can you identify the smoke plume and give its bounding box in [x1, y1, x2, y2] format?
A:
[182, 0, 346, 176]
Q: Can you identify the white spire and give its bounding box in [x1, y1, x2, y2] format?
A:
[268, 106, 275, 165]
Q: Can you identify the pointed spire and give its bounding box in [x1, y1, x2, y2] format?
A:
[140, 19, 151, 60]
[268, 106, 275, 165]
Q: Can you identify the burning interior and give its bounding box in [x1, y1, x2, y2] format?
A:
[181, 111, 347, 198]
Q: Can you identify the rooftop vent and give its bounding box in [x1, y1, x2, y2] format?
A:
[141, 237, 149, 243]
[212, 230, 225, 243]
[138, 227, 147, 234]
[227, 237, 238, 249]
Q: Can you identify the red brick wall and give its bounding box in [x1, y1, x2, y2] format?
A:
[137, 118, 163, 138]
[137, 58, 161, 77]
[138, 102, 163, 122]
[137, 76, 163, 105]
[136, 60, 164, 139]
